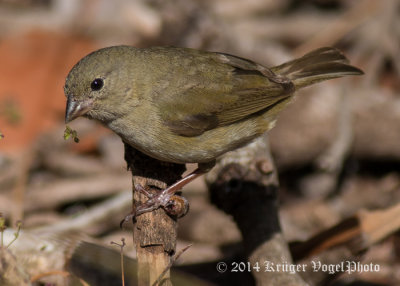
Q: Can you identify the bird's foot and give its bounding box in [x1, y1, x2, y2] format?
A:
[119, 165, 211, 227]
[134, 183, 189, 217]
[120, 183, 189, 227]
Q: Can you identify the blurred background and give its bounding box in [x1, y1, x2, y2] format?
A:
[0, 0, 399, 285]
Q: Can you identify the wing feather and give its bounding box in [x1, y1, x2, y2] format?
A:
[157, 49, 291, 137]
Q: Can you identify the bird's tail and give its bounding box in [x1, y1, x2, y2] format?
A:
[271, 47, 363, 89]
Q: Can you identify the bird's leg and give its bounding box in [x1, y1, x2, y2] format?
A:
[121, 161, 215, 226]
[136, 170, 202, 215]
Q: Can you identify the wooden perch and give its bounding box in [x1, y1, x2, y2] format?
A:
[123, 144, 186, 286]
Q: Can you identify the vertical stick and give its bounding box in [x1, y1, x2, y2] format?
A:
[124, 144, 186, 286]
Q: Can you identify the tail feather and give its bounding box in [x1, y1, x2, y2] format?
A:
[271, 47, 363, 89]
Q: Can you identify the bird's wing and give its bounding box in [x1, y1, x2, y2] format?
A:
[157, 51, 293, 137]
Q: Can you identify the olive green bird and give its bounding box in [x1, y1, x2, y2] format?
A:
[65, 46, 362, 217]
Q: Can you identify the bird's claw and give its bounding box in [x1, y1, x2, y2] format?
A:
[120, 184, 189, 228]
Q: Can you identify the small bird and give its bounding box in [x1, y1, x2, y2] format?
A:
[64, 46, 362, 217]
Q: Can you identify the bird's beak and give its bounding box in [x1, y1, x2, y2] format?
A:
[65, 97, 94, 123]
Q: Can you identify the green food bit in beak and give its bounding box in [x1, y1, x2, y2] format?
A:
[64, 125, 80, 143]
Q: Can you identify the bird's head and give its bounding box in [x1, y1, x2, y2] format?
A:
[64, 46, 139, 124]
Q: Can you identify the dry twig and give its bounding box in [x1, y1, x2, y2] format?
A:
[124, 144, 186, 286]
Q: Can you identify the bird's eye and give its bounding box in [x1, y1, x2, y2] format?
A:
[91, 78, 104, 91]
